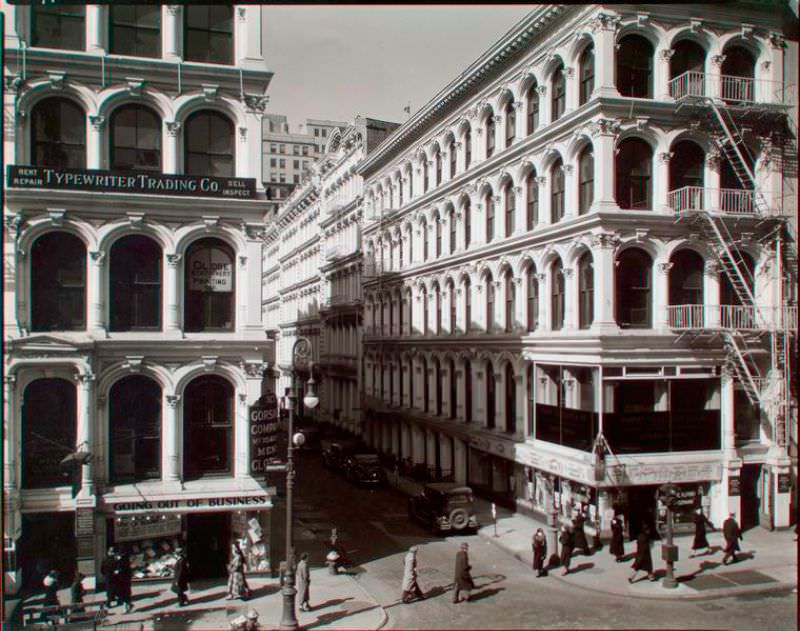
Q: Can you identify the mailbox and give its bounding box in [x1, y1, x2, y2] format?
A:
[661, 543, 679, 563]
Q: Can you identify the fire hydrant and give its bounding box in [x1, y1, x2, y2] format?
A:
[326, 549, 340, 575]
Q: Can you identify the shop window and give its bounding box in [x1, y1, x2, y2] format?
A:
[485, 189, 495, 243]
[109, 375, 162, 483]
[109, 235, 162, 331]
[464, 359, 473, 422]
[526, 82, 540, 134]
[32, 5, 85, 51]
[183, 375, 233, 479]
[486, 361, 496, 429]
[504, 182, 515, 237]
[505, 100, 516, 148]
[615, 138, 653, 210]
[111, 105, 162, 172]
[616, 35, 654, 98]
[578, 145, 594, 215]
[184, 110, 234, 177]
[184, 5, 233, 65]
[183, 238, 235, 331]
[464, 277, 472, 332]
[32, 97, 86, 169]
[463, 198, 472, 248]
[22, 378, 76, 489]
[110, 5, 160, 57]
[616, 248, 652, 328]
[579, 44, 595, 105]
[551, 64, 566, 121]
[526, 171, 539, 230]
[31, 232, 86, 331]
[485, 273, 495, 332]
[669, 250, 704, 307]
[551, 159, 565, 222]
[505, 363, 516, 433]
[504, 270, 515, 333]
[578, 252, 594, 329]
[551, 259, 565, 331]
[486, 112, 496, 158]
[534, 367, 597, 451]
[526, 266, 539, 332]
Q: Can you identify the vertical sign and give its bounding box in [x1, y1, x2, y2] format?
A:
[250, 393, 280, 475]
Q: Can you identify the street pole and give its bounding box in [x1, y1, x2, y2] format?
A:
[280, 373, 298, 630]
[659, 483, 679, 589]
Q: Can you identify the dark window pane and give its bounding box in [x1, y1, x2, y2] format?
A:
[110, 376, 162, 482]
[185, 5, 232, 64]
[32, 6, 85, 51]
[110, 235, 162, 330]
[111, 105, 162, 171]
[32, 98, 86, 169]
[31, 232, 86, 331]
[183, 375, 233, 478]
[184, 238, 235, 331]
[184, 111, 234, 177]
[617, 35, 654, 98]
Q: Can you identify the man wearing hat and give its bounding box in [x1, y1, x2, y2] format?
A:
[722, 512, 743, 565]
[101, 547, 118, 607]
[401, 546, 424, 603]
[453, 543, 474, 603]
[172, 547, 191, 606]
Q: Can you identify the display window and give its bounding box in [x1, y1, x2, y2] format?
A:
[110, 515, 184, 580]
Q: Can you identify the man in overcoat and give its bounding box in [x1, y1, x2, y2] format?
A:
[453, 543, 474, 603]
[690, 508, 715, 557]
[101, 547, 118, 607]
[296, 552, 311, 612]
[172, 548, 191, 606]
[401, 546, 424, 603]
[609, 516, 625, 562]
[722, 512, 743, 565]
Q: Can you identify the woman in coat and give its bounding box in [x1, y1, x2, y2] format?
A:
[401, 546, 424, 603]
[531, 529, 547, 577]
[572, 509, 590, 556]
[628, 525, 656, 583]
[690, 508, 715, 557]
[226, 542, 247, 600]
[296, 552, 311, 612]
[558, 526, 573, 575]
[453, 543, 474, 603]
[609, 516, 625, 562]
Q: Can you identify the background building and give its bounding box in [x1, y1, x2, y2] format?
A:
[3, 2, 276, 595]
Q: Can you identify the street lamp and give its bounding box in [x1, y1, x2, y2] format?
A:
[280, 337, 318, 631]
[658, 482, 680, 589]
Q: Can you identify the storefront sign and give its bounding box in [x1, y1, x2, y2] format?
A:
[108, 494, 269, 515]
[188, 247, 233, 292]
[7, 165, 256, 199]
[115, 514, 183, 543]
[75, 507, 94, 536]
[250, 393, 281, 474]
[607, 462, 721, 486]
[777, 473, 791, 493]
[728, 476, 741, 496]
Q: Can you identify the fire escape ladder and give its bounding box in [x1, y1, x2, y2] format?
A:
[723, 331, 763, 407]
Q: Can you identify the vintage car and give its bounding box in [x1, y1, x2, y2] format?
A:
[320, 439, 360, 472]
[407, 483, 478, 534]
[343, 453, 387, 487]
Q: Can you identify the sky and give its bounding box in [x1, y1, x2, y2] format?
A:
[261, 6, 533, 132]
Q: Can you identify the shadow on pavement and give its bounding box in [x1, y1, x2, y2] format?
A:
[569, 562, 595, 574]
[467, 586, 505, 602]
[304, 603, 380, 629]
[310, 596, 353, 610]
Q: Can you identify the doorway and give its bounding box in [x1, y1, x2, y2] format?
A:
[626, 485, 659, 541]
[18, 512, 76, 593]
[186, 513, 231, 579]
[740, 464, 766, 531]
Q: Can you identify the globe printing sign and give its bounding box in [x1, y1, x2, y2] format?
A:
[188, 246, 233, 292]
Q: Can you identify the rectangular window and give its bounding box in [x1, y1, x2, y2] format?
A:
[270, 158, 276, 168]
[280, 145, 286, 154]
[110, 5, 160, 58]
[184, 5, 233, 65]
[33, 5, 85, 51]
[293, 160, 300, 169]
[302, 146, 309, 156]
[314, 129, 320, 137]
[270, 144, 277, 153]
[279, 159, 286, 168]
[293, 146, 300, 155]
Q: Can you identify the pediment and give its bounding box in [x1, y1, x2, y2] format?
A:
[9, 335, 85, 355]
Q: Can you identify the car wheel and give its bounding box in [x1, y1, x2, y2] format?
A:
[449, 508, 469, 531]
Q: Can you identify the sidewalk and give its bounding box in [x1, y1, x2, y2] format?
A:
[389, 471, 798, 601]
[19, 568, 386, 630]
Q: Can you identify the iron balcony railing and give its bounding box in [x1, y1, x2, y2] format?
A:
[669, 71, 793, 105]
[666, 304, 797, 331]
[667, 186, 777, 217]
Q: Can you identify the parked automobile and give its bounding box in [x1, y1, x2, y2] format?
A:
[407, 483, 478, 535]
[344, 453, 387, 487]
[321, 439, 360, 472]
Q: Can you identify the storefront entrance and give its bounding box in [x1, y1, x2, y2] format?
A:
[18, 512, 76, 592]
[187, 513, 231, 579]
[626, 486, 659, 541]
[741, 464, 765, 531]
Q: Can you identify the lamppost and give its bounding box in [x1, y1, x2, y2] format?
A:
[280, 337, 319, 630]
[658, 482, 679, 589]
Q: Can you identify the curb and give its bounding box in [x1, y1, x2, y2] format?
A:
[344, 571, 390, 630]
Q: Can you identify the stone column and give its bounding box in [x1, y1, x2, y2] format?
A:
[589, 120, 619, 211]
[562, 165, 577, 220]
[514, 100, 525, 140]
[591, 13, 621, 98]
[656, 49, 675, 101]
[164, 121, 181, 174]
[564, 66, 577, 115]
[591, 234, 618, 332]
[563, 267, 576, 330]
[513, 186, 524, 236]
[705, 261, 721, 328]
[163, 394, 181, 483]
[655, 151, 674, 215]
[86, 5, 106, 53]
[234, 393, 250, 479]
[654, 262, 672, 330]
[75, 373, 96, 496]
[164, 5, 182, 61]
[718, 368, 742, 523]
[87, 115, 105, 170]
[165, 253, 181, 335]
[87, 250, 106, 334]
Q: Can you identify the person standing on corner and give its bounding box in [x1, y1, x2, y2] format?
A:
[453, 543, 474, 603]
[101, 547, 118, 608]
[226, 542, 247, 600]
[532, 529, 548, 577]
[609, 515, 625, 563]
[296, 552, 311, 612]
[628, 524, 656, 583]
[172, 547, 190, 607]
[572, 507, 590, 556]
[558, 525, 573, 575]
[690, 508, 715, 558]
[722, 512, 743, 565]
[401, 546, 424, 603]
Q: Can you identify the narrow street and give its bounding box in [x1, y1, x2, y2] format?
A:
[289, 450, 796, 630]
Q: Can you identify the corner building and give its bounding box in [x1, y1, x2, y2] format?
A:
[3, 3, 276, 595]
[359, 4, 797, 547]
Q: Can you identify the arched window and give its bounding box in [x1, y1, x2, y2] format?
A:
[449, 358, 457, 419]
[31, 232, 86, 331]
[32, 97, 86, 169]
[22, 378, 76, 488]
[109, 235, 162, 331]
[485, 273, 495, 332]
[669, 250, 704, 308]
[32, 5, 85, 50]
[578, 145, 594, 215]
[485, 189, 496, 243]
[616, 248, 652, 328]
[184, 110, 234, 177]
[527, 81, 540, 134]
[504, 182, 516, 237]
[422, 154, 429, 193]
[670, 40, 706, 97]
[464, 197, 472, 248]
[449, 210, 457, 254]
[184, 238, 235, 331]
[184, 5, 233, 65]
[617, 35, 654, 98]
[505, 100, 516, 148]
[449, 141, 457, 177]
[486, 111, 496, 158]
[486, 361, 496, 429]
[464, 127, 473, 169]
[422, 357, 430, 413]
[721, 46, 756, 102]
[111, 105, 162, 172]
[615, 138, 653, 210]
[421, 219, 429, 261]
[448, 281, 456, 333]
[551, 64, 567, 121]
[526, 265, 539, 331]
[435, 215, 442, 258]
[110, 375, 161, 483]
[579, 43, 595, 105]
[183, 375, 233, 478]
[421, 286, 429, 335]
[670, 141, 705, 210]
[464, 277, 472, 332]
[399, 176, 404, 206]
[504, 270, 515, 333]
[110, 5, 160, 57]
[551, 159, 565, 223]
[505, 363, 517, 433]
[526, 171, 539, 230]
[434, 358, 442, 415]
[551, 259, 565, 330]
[435, 150, 442, 186]
[464, 359, 473, 422]
[434, 284, 442, 333]
[578, 252, 594, 329]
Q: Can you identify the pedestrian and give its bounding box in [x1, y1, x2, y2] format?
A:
[116, 550, 134, 613]
[101, 547, 118, 607]
[690, 508, 715, 557]
[172, 547, 190, 606]
[609, 515, 625, 563]
[70, 572, 85, 605]
[531, 528, 547, 577]
[628, 524, 656, 583]
[226, 542, 248, 600]
[722, 512, 743, 565]
[401, 545, 424, 603]
[572, 508, 590, 556]
[453, 543, 474, 603]
[558, 525, 573, 575]
[42, 570, 60, 607]
[296, 552, 311, 612]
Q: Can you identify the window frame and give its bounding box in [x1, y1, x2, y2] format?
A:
[109, 5, 161, 58]
[184, 5, 234, 65]
[110, 104, 162, 173]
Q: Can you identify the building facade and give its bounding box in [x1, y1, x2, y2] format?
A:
[3, 3, 276, 595]
[358, 3, 797, 549]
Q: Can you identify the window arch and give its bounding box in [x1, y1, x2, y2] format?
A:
[578, 144, 594, 214]
[526, 170, 539, 230]
[486, 111, 496, 158]
[32, 97, 86, 169]
[670, 141, 705, 210]
[615, 138, 653, 210]
[616, 248, 652, 328]
[464, 277, 473, 332]
[669, 249, 704, 307]
[504, 181, 516, 237]
[721, 46, 756, 102]
[527, 81, 540, 134]
[31, 232, 86, 331]
[485, 189, 496, 243]
[505, 363, 517, 433]
[670, 39, 706, 97]
[485, 273, 495, 332]
[184, 110, 234, 176]
[617, 34, 654, 98]
[32, 5, 85, 51]
[22, 378, 76, 488]
[578, 252, 594, 329]
[464, 359, 473, 422]
[110, 375, 161, 483]
[110, 105, 162, 172]
[504, 269, 515, 332]
[551, 159, 565, 223]
[505, 99, 516, 148]
[486, 361, 496, 429]
[579, 43, 595, 105]
[463, 197, 472, 248]
[184, 238, 235, 331]
[183, 375, 233, 479]
[551, 259, 565, 330]
[184, 5, 233, 65]
[526, 265, 539, 331]
[551, 63, 567, 121]
[110, 235, 162, 331]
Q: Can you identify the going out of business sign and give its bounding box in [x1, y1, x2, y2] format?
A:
[250, 393, 280, 475]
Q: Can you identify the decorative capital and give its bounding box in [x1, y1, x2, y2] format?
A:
[239, 126, 248, 142]
[89, 115, 105, 131]
[591, 232, 620, 249]
[241, 361, 268, 378]
[90, 250, 106, 264]
[202, 84, 219, 100]
[589, 117, 621, 137]
[535, 175, 547, 185]
[75, 372, 96, 386]
[166, 5, 181, 16]
[4, 213, 22, 234]
[536, 85, 547, 96]
[657, 262, 673, 274]
[47, 208, 66, 226]
[126, 78, 145, 96]
[564, 67, 575, 79]
[125, 355, 144, 372]
[237, 6, 247, 21]
[589, 12, 620, 33]
[47, 71, 65, 90]
[563, 268, 574, 279]
[166, 121, 182, 137]
[4, 374, 17, 389]
[166, 394, 181, 408]
[658, 151, 675, 163]
[710, 54, 726, 67]
[659, 48, 675, 61]
[243, 94, 269, 114]
[4, 74, 24, 93]
[769, 33, 786, 49]
[563, 164, 574, 175]
[166, 253, 181, 267]
[705, 149, 722, 169]
[239, 255, 247, 268]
